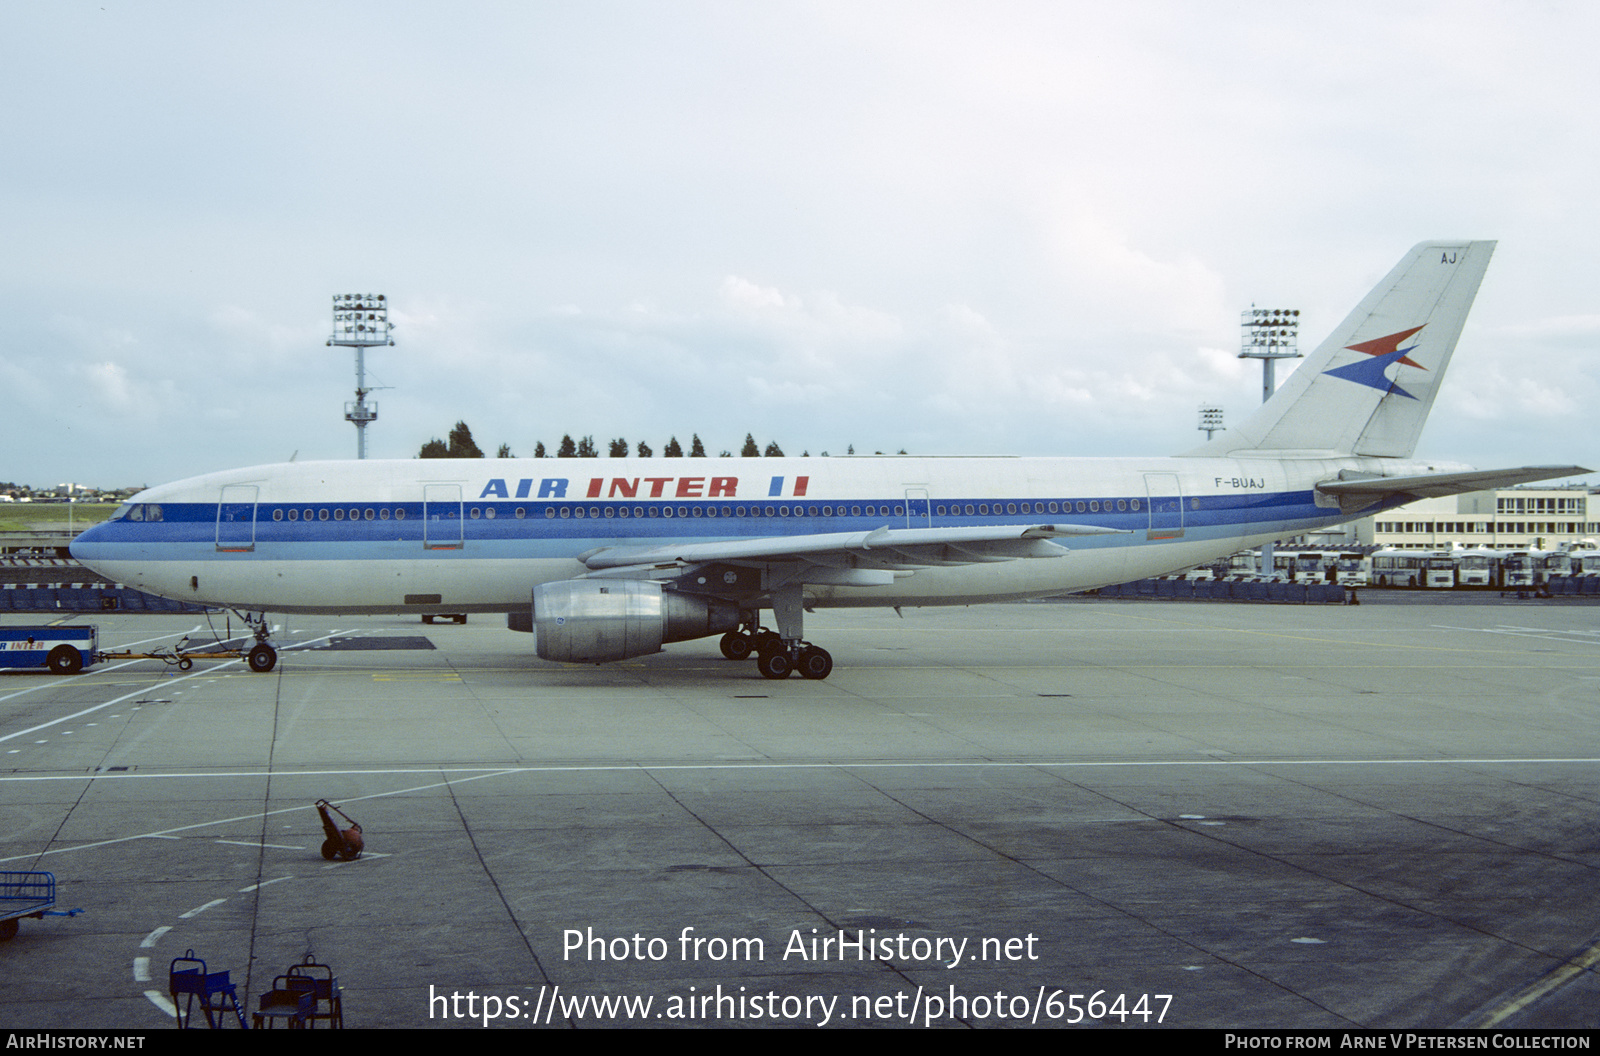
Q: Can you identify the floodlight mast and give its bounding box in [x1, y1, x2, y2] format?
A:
[1238, 306, 1300, 404]
[1198, 403, 1224, 441]
[1239, 307, 1299, 576]
[327, 293, 395, 459]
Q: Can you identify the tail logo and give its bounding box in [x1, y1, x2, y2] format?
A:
[1321, 325, 1427, 400]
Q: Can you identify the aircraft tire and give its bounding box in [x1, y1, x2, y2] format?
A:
[247, 644, 277, 673]
[757, 650, 792, 680]
[720, 632, 753, 661]
[796, 646, 833, 680]
[47, 646, 82, 676]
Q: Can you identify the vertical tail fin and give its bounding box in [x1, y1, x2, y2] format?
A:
[1184, 240, 1496, 458]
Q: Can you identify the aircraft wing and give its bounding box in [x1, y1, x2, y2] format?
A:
[580, 523, 1129, 582]
[1316, 465, 1591, 513]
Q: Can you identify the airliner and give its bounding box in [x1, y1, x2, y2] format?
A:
[70, 241, 1587, 679]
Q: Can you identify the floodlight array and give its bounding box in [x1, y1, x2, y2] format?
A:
[1239, 307, 1300, 359]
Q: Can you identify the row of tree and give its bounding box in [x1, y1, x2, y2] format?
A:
[417, 422, 885, 460]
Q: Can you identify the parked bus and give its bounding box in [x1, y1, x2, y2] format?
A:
[1498, 549, 1537, 589]
[1327, 551, 1371, 586]
[1568, 546, 1600, 575]
[1453, 547, 1499, 588]
[1371, 548, 1456, 588]
[1537, 549, 1572, 583]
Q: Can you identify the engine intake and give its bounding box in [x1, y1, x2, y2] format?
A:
[528, 580, 740, 663]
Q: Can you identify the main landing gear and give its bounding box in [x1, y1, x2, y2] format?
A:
[718, 585, 833, 680]
[719, 629, 834, 680]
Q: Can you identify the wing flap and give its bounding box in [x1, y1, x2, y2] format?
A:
[580, 523, 1124, 572]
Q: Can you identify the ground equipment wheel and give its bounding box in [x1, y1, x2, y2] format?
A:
[320, 838, 340, 861]
[47, 646, 82, 675]
[247, 644, 277, 673]
[0, 918, 17, 941]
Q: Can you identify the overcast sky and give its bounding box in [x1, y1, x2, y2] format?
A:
[2, 1, 1596, 489]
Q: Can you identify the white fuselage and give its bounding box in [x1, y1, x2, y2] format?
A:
[71, 453, 1445, 614]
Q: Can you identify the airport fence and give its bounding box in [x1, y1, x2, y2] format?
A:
[1093, 579, 1348, 603]
[0, 584, 214, 614]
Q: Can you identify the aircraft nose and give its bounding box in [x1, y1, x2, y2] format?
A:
[69, 520, 108, 563]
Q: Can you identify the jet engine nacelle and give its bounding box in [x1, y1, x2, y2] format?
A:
[526, 580, 740, 663]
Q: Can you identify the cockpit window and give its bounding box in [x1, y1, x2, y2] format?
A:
[116, 503, 163, 522]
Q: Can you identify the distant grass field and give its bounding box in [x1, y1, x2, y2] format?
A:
[0, 503, 117, 533]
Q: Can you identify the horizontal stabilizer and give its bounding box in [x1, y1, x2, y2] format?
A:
[1316, 465, 1591, 514]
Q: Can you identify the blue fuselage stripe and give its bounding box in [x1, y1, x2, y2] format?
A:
[73, 489, 1370, 561]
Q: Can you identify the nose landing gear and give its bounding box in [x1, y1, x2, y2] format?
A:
[237, 611, 278, 673]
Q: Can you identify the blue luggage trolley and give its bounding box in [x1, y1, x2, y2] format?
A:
[0, 871, 82, 940]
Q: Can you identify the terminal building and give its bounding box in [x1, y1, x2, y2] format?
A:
[1347, 485, 1599, 551]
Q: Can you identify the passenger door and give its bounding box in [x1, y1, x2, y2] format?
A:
[216, 485, 258, 552]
